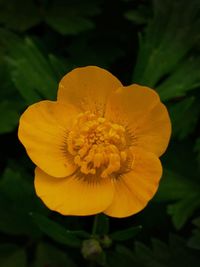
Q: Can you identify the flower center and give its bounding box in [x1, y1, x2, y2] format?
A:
[67, 111, 128, 178]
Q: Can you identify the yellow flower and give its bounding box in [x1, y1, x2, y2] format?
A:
[18, 66, 171, 218]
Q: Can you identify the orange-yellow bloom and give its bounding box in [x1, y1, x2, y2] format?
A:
[18, 66, 171, 218]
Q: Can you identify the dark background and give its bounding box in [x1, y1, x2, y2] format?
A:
[0, 0, 200, 266]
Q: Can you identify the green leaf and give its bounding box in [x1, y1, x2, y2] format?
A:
[0, 29, 59, 104]
[151, 239, 169, 262]
[34, 242, 76, 267]
[169, 96, 200, 140]
[188, 217, 200, 250]
[155, 169, 198, 202]
[110, 225, 142, 241]
[134, 241, 159, 266]
[133, 0, 200, 90]
[155, 168, 200, 229]
[0, 57, 24, 134]
[31, 213, 82, 247]
[0, 101, 19, 134]
[69, 230, 90, 239]
[162, 141, 198, 178]
[167, 194, 200, 229]
[124, 5, 151, 25]
[157, 57, 200, 100]
[0, 168, 46, 236]
[0, 244, 26, 267]
[48, 54, 71, 81]
[45, 0, 101, 35]
[130, 235, 200, 267]
[107, 245, 136, 267]
[0, 0, 41, 32]
[195, 138, 200, 169]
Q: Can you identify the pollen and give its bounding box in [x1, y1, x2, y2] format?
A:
[67, 111, 128, 178]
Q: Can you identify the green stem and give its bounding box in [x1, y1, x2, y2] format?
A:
[92, 214, 99, 236]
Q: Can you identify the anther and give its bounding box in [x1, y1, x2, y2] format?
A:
[67, 111, 128, 178]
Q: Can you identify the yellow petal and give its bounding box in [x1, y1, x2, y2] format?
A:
[35, 167, 114, 216]
[57, 66, 122, 116]
[133, 102, 171, 156]
[18, 100, 79, 177]
[104, 148, 162, 218]
[105, 84, 171, 156]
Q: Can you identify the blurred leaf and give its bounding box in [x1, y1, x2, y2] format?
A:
[0, 29, 59, 104]
[0, 101, 19, 134]
[0, 168, 46, 236]
[150, 239, 169, 262]
[0, 0, 41, 32]
[167, 194, 200, 229]
[0, 244, 26, 267]
[107, 245, 136, 267]
[134, 241, 161, 267]
[34, 242, 76, 267]
[195, 138, 200, 168]
[110, 225, 142, 241]
[130, 235, 200, 267]
[48, 54, 71, 80]
[0, 58, 23, 134]
[67, 36, 124, 68]
[31, 213, 82, 247]
[157, 57, 200, 100]
[155, 169, 199, 202]
[188, 217, 200, 250]
[124, 5, 151, 25]
[162, 141, 198, 177]
[155, 169, 200, 229]
[45, 0, 101, 35]
[169, 96, 200, 140]
[69, 230, 90, 239]
[133, 0, 200, 91]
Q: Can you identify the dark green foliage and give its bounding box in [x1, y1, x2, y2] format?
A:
[0, 0, 200, 266]
[110, 225, 142, 241]
[0, 101, 20, 134]
[124, 4, 151, 25]
[0, 0, 41, 32]
[169, 97, 200, 140]
[31, 213, 82, 247]
[133, 0, 200, 97]
[155, 169, 200, 229]
[132, 235, 200, 267]
[0, 168, 47, 236]
[188, 217, 200, 250]
[34, 242, 77, 267]
[45, 0, 102, 35]
[0, 244, 26, 267]
[195, 138, 200, 168]
[0, 30, 60, 103]
[108, 235, 200, 267]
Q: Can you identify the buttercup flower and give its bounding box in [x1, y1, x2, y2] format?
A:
[18, 66, 171, 218]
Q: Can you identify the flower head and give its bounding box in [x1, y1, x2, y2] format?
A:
[18, 66, 171, 218]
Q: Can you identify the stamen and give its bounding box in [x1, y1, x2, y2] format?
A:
[67, 112, 128, 179]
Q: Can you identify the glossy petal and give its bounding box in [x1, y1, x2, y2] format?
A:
[57, 66, 122, 116]
[133, 102, 171, 156]
[35, 168, 114, 216]
[104, 148, 162, 218]
[18, 100, 79, 177]
[105, 84, 171, 156]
